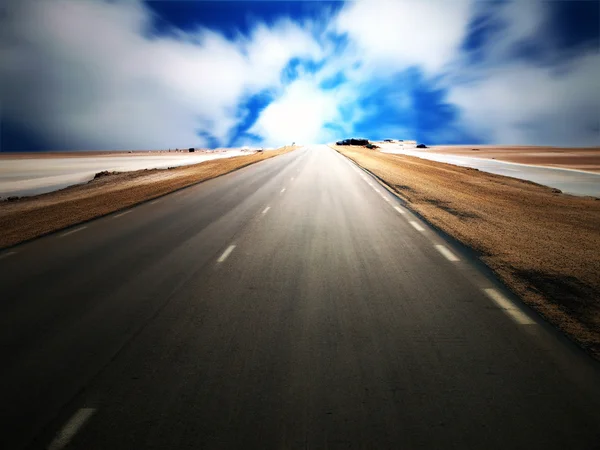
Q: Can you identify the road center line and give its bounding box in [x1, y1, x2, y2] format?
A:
[217, 245, 236, 263]
[409, 221, 425, 232]
[435, 244, 460, 262]
[0, 251, 17, 260]
[394, 206, 406, 215]
[48, 408, 95, 450]
[262, 206, 271, 214]
[113, 210, 131, 219]
[60, 226, 87, 238]
[484, 288, 535, 325]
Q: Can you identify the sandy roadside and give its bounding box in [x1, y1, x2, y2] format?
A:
[333, 145, 600, 359]
[0, 146, 296, 249]
[422, 145, 600, 172]
[0, 149, 233, 159]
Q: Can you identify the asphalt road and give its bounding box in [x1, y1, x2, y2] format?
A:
[1, 145, 599, 449]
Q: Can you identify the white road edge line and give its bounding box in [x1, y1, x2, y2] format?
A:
[60, 226, 87, 238]
[0, 251, 17, 260]
[150, 200, 159, 205]
[262, 206, 271, 214]
[484, 288, 535, 325]
[280, 188, 286, 194]
[409, 221, 425, 232]
[48, 408, 96, 450]
[435, 244, 460, 262]
[217, 245, 236, 263]
[113, 210, 131, 219]
[394, 206, 406, 215]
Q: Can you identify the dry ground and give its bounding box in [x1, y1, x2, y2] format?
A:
[426, 145, 600, 172]
[0, 146, 295, 249]
[334, 145, 600, 358]
[0, 149, 223, 159]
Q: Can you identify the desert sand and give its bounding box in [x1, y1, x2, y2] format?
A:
[426, 145, 600, 172]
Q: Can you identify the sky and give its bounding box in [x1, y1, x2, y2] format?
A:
[1, 0, 598, 151]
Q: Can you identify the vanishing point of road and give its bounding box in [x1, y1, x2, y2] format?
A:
[1, 145, 599, 449]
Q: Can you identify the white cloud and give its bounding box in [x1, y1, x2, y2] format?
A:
[486, 0, 548, 62]
[449, 52, 600, 146]
[249, 79, 341, 146]
[447, 1, 600, 146]
[0, 0, 322, 150]
[1, 0, 597, 150]
[335, 0, 473, 74]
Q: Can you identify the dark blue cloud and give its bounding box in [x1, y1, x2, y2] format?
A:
[228, 90, 275, 146]
[0, 120, 46, 153]
[196, 130, 220, 149]
[348, 69, 482, 145]
[547, 1, 599, 50]
[144, 0, 343, 39]
[462, 0, 599, 66]
[460, 5, 505, 64]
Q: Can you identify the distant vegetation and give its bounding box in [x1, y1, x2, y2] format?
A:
[336, 138, 379, 149]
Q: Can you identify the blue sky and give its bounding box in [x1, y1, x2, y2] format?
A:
[1, 0, 598, 151]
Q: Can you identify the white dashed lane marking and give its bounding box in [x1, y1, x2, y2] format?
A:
[280, 188, 286, 194]
[217, 245, 236, 263]
[435, 244, 460, 262]
[394, 206, 406, 215]
[0, 251, 17, 260]
[409, 221, 425, 232]
[60, 226, 87, 238]
[484, 288, 535, 325]
[113, 210, 131, 219]
[48, 408, 96, 450]
[262, 206, 271, 214]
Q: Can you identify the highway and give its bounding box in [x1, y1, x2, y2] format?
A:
[1, 145, 599, 449]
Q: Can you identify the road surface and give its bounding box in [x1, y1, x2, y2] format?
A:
[1, 145, 599, 449]
[379, 144, 600, 198]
